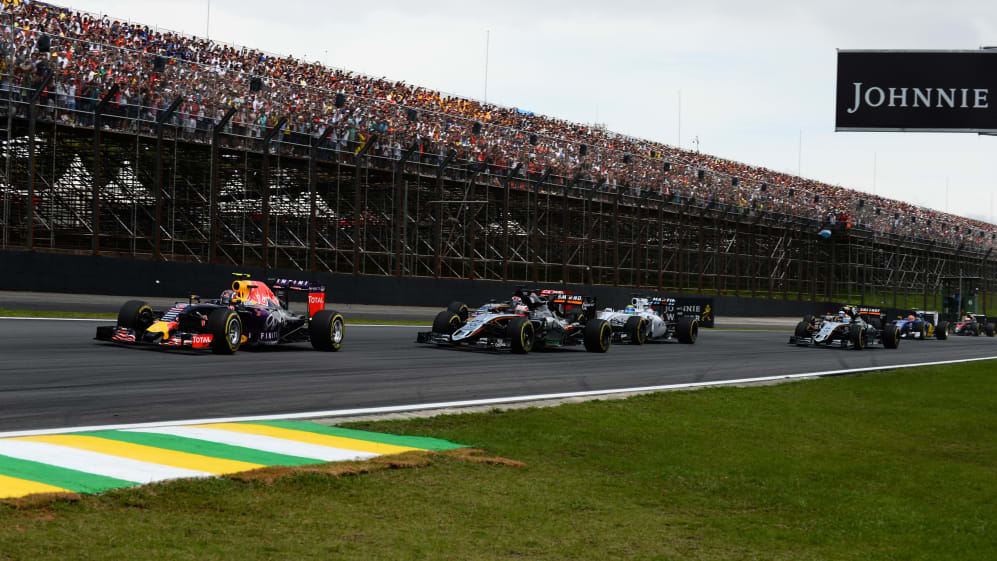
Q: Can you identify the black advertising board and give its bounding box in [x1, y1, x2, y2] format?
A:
[674, 297, 715, 328]
[835, 50, 997, 133]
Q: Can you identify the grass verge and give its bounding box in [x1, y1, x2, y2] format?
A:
[2, 361, 996, 560]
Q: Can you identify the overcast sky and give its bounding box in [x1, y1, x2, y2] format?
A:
[60, 0, 997, 223]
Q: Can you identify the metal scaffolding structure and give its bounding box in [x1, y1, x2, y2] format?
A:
[0, 110, 994, 312]
[0, 9, 994, 315]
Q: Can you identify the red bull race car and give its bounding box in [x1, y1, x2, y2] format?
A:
[95, 275, 345, 354]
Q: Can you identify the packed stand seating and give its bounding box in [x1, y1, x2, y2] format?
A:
[1, 1, 994, 249]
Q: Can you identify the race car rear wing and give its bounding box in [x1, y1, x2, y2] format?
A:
[269, 277, 327, 318]
[855, 306, 884, 320]
[549, 294, 598, 319]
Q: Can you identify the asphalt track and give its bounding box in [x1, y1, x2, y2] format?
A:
[2, 318, 997, 434]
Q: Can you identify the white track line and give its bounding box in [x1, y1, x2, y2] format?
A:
[2, 355, 995, 439]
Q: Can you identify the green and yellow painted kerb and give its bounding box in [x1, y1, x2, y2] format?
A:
[0, 421, 464, 499]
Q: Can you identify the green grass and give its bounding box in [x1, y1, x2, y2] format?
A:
[2, 362, 996, 560]
[0, 308, 117, 319]
[0, 309, 427, 325]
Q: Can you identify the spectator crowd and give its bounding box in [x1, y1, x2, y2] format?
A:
[1, 0, 994, 249]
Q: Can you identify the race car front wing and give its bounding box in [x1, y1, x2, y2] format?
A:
[95, 326, 215, 349]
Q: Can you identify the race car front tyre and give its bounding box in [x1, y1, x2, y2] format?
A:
[883, 323, 901, 349]
[936, 321, 948, 340]
[917, 323, 926, 340]
[625, 316, 647, 345]
[207, 308, 242, 355]
[118, 300, 155, 332]
[849, 325, 866, 350]
[794, 321, 810, 338]
[508, 317, 534, 354]
[310, 310, 345, 352]
[433, 311, 462, 335]
[584, 318, 612, 353]
[676, 316, 698, 344]
[447, 301, 470, 322]
[987, 323, 996, 337]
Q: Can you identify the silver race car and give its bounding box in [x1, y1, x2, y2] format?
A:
[416, 288, 613, 354]
[598, 296, 699, 344]
[790, 306, 900, 350]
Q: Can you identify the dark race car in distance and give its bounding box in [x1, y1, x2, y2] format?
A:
[95, 275, 345, 354]
[951, 314, 996, 337]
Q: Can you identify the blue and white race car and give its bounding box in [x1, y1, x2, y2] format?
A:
[892, 310, 948, 340]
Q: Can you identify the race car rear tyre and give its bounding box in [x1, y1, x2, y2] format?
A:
[447, 301, 469, 322]
[584, 319, 613, 353]
[433, 311, 462, 335]
[625, 316, 647, 345]
[883, 323, 901, 349]
[118, 300, 155, 332]
[310, 310, 345, 352]
[207, 308, 242, 355]
[987, 323, 996, 337]
[508, 317, 534, 354]
[676, 316, 698, 344]
[849, 325, 866, 350]
[868, 317, 883, 331]
[794, 321, 810, 338]
[936, 321, 948, 340]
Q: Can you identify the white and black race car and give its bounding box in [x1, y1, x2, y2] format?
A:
[597, 296, 699, 344]
[416, 288, 613, 353]
[789, 306, 900, 350]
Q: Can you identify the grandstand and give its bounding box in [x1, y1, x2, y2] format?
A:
[0, 1, 994, 308]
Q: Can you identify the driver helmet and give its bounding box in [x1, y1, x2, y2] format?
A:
[907, 314, 916, 321]
[625, 305, 636, 314]
[220, 289, 236, 306]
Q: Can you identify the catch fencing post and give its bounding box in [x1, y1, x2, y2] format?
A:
[26, 72, 51, 250]
[501, 163, 522, 281]
[209, 107, 236, 264]
[434, 150, 456, 278]
[532, 169, 551, 283]
[92, 84, 119, 256]
[309, 127, 334, 271]
[154, 97, 182, 261]
[260, 117, 287, 269]
[394, 141, 418, 276]
[353, 133, 377, 275]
